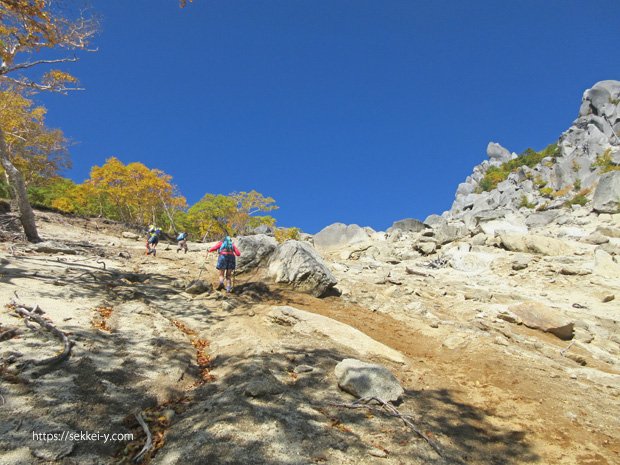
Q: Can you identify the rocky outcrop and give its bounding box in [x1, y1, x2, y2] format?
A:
[448, 81, 620, 220]
[236, 234, 278, 273]
[313, 223, 370, 253]
[267, 241, 338, 297]
[269, 306, 405, 363]
[334, 358, 404, 402]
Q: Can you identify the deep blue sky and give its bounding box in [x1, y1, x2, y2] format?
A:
[39, 0, 620, 233]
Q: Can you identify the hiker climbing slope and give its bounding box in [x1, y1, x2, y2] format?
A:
[176, 231, 189, 254]
[146, 225, 162, 256]
[208, 235, 241, 293]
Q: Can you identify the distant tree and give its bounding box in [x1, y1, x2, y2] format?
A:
[186, 191, 278, 241]
[0, 0, 97, 241]
[81, 157, 186, 228]
[186, 194, 237, 241]
[229, 190, 278, 234]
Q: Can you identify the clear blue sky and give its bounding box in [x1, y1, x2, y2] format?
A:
[40, 0, 620, 233]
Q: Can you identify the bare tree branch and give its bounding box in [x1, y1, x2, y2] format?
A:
[2, 56, 79, 75]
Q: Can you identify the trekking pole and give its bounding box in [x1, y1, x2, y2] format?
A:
[198, 252, 209, 279]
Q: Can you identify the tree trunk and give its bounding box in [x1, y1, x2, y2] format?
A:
[0, 125, 41, 242]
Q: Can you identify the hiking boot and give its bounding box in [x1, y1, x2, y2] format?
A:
[216, 282, 225, 291]
[226, 286, 232, 293]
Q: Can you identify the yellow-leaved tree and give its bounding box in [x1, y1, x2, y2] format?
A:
[0, 90, 69, 191]
[0, 0, 97, 241]
[76, 157, 187, 229]
[181, 190, 278, 241]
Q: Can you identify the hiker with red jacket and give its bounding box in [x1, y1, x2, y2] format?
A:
[208, 235, 241, 293]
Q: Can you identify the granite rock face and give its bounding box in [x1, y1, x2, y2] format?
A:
[447, 81, 620, 221]
[313, 223, 371, 253]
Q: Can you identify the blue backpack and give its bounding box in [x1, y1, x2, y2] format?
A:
[219, 236, 234, 252]
[177, 232, 187, 241]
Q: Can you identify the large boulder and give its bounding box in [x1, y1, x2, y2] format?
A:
[499, 233, 575, 256]
[479, 218, 527, 236]
[334, 358, 404, 402]
[432, 221, 468, 245]
[592, 171, 620, 213]
[525, 210, 561, 229]
[509, 302, 574, 340]
[236, 234, 278, 273]
[252, 224, 274, 235]
[313, 223, 370, 253]
[388, 218, 426, 233]
[423, 214, 447, 228]
[487, 142, 513, 163]
[447, 249, 495, 273]
[267, 241, 337, 297]
[579, 80, 620, 118]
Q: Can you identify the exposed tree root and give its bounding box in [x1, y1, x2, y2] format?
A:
[133, 413, 153, 463]
[325, 396, 444, 458]
[10, 301, 74, 366]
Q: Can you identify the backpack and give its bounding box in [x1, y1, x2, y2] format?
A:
[177, 232, 187, 241]
[219, 236, 234, 253]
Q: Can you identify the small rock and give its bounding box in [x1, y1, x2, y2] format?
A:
[244, 370, 285, 398]
[335, 359, 404, 402]
[582, 233, 609, 245]
[442, 334, 469, 350]
[429, 321, 439, 328]
[602, 294, 615, 303]
[497, 310, 522, 324]
[293, 365, 314, 374]
[560, 266, 591, 276]
[248, 310, 256, 317]
[368, 448, 388, 458]
[185, 280, 212, 295]
[565, 353, 587, 366]
[512, 256, 531, 271]
[122, 231, 140, 240]
[118, 251, 131, 259]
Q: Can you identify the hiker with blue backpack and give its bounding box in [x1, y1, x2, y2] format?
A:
[207, 235, 241, 293]
[176, 231, 189, 254]
[146, 225, 162, 256]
